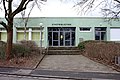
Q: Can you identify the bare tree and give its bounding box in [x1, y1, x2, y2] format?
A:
[101, 0, 120, 21]
[0, 0, 45, 60]
[73, 0, 120, 18]
[21, 4, 34, 40]
[20, 0, 46, 40]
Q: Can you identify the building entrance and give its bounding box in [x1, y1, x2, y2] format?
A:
[48, 27, 75, 47]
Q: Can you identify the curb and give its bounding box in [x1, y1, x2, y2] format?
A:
[0, 71, 91, 80]
[33, 54, 46, 69]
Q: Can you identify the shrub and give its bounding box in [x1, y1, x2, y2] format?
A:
[19, 40, 39, 52]
[0, 41, 6, 59]
[78, 42, 85, 50]
[0, 40, 40, 59]
[11, 43, 30, 58]
[20, 40, 37, 48]
[81, 40, 120, 69]
[11, 40, 40, 58]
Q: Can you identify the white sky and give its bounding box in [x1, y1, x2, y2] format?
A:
[0, 0, 109, 17]
[29, 0, 103, 17]
[36, 0, 79, 17]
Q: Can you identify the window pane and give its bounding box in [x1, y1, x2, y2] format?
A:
[1, 32, 7, 41]
[17, 32, 28, 41]
[95, 27, 106, 31]
[80, 27, 91, 31]
[48, 32, 52, 46]
[95, 27, 107, 41]
[72, 32, 75, 46]
[101, 32, 107, 40]
[95, 31, 100, 40]
[53, 28, 59, 31]
[32, 32, 40, 40]
[65, 41, 70, 46]
[53, 41, 58, 46]
[65, 32, 70, 40]
[53, 32, 58, 40]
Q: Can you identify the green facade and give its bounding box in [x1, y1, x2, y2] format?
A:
[0, 17, 120, 47]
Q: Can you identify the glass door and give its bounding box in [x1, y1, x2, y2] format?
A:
[65, 32, 71, 46]
[53, 32, 59, 46]
[60, 32, 64, 46]
[48, 27, 75, 47]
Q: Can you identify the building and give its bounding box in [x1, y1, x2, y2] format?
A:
[0, 17, 120, 48]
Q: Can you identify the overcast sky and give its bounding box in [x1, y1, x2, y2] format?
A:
[29, 0, 103, 17]
[0, 0, 108, 17]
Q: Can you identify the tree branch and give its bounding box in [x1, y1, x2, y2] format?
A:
[3, 0, 9, 21]
[35, 0, 41, 11]
[0, 0, 2, 4]
[12, 0, 31, 17]
[8, 0, 13, 16]
[0, 21, 8, 30]
[117, 10, 120, 15]
[114, 0, 120, 3]
[24, 2, 34, 27]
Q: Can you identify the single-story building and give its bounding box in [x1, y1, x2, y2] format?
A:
[0, 17, 120, 48]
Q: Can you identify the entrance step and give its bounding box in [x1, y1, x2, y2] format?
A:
[47, 47, 81, 55]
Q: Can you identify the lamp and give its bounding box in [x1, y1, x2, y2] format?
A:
[39, 23, 44, 53]
[39, 23, 43, 27]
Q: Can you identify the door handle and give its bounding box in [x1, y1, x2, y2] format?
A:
[60, 35, 63, 39]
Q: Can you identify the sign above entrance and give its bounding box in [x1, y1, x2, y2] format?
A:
[52, 24, 71, 26]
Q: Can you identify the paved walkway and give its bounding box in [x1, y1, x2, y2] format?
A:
[37, 55, 118, 73]
[0, 55, 119, 79]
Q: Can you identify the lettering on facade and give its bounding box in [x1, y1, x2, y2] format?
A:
[52, 24, 71, 26]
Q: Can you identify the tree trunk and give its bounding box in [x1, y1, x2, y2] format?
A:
[6, 18, 13, 60]
[6, 29, 13, 60]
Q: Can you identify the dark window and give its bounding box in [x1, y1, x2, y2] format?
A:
[80, 27, 91, 31]
[95, 27, 107, 41]
[95, 27, 106, 31]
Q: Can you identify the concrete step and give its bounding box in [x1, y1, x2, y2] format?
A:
[48, 47, 79, 50]
[47, 47, 81, 55]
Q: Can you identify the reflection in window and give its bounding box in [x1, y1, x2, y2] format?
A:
[95, 27, 107, 41]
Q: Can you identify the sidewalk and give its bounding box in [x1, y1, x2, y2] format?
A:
[0, 67, 120, 79]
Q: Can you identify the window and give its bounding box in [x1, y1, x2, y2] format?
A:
[17, 28, 29, 41]
[95, 27, 107, 41]
[80, 27, 91, 32]
[0, 28, 7, 41]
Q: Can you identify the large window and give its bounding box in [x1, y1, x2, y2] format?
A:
[0, 28, 7, 42]
[17, 28, 29, 41]
[95, 27, 107, 41]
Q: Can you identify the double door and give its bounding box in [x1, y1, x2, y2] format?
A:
[48, 27, 75, 47]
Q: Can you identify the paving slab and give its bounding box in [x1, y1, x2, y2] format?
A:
[37, 55, 118, 73]
[12, 69, 32, 75]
